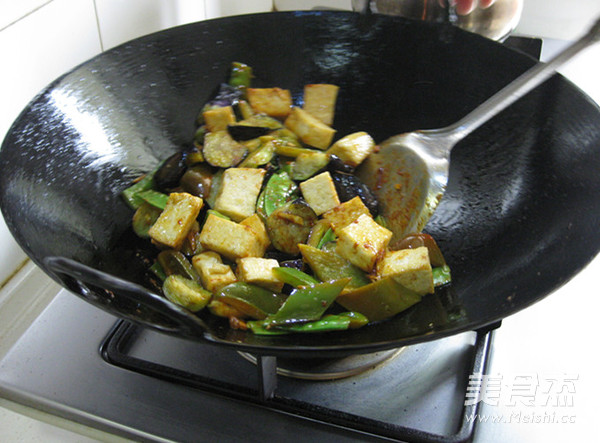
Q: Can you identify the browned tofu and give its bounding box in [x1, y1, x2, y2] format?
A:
[192, 251, 237, 293]
[323, 196, 371, 232]
[148, 192, 203, 249]
[376, 247, 434, 295]
[326, 131, 376, 168]
[240, 213, 270, 254]
[213, 168, 266, 222]
[247, 87, 292, 119]
[299, 171, 340, 216]
[284, 107, 336, 150]
[303, 84, 339, 126]
[236, 257, 284, 292]
[336, 213, 393, 272]
[199, 213, 264, 261]
[203, 106, 236, 132]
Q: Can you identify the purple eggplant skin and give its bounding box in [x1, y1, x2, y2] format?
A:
[330, 170, 380, 217]
[227, 124, 271, 141]
[154, 151, 188, 191]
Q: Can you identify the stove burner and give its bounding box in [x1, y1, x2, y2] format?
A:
[100, 319, 499, 442]
[237, 348, 404, 381]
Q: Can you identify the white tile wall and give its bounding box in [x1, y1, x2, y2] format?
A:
[95, 0, 208, 50]
[0, 0, 101, 285]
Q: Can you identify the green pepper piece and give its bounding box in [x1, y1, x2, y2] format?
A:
[121, 169, 157, 210]
[248, 311, 368, 335]
[137, 189, 169, 210]
[298, 244, 370, 291]
[336, 276, 421, 322]
[433, 265, 452, 287]
[163, 274, 211, 312]
[264, 278, 351, 327]
[157, 250, 200, 282]
[273, 267, 319, 288]
[316, 227, 336, 250]
[132, 202, 162, 238]
[205, 209, 230, 221]
[262, 170, 298, 217]
[337, 311, 369, 329]
[150, 260, 167, 281]
[228, 61, 253, 93]
[214, 282, 287, 320]
[246, 321, 290, 335]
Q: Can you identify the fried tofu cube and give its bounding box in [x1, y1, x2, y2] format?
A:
[336, 213, 393, 272]
[376, 247, 434, 295]
[323, 196, 371, 232]
[203, 106, 236, 132]
[284, 107, 336, 150]
[199, 214, 264, 261]
[213, 168, 266, 222]
[240, 213, 270, 253]
[192, 251, 237, 293]
[299, 171, 340, 216]
[303, 84, 339, 126]
[236, 257, 284, 292]
[247, 87, 292, 119]
[149, 192, 203, 249]
[326, 132, 376, 168]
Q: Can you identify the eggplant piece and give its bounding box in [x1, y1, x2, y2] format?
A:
[330, 171, 379, 217]
[266, 199, 317, 255]
[207, 83, 244, 109]
[239, 138, 276, 168]
[202, 130, 247, 168]
[327, 154, 355, 174]
[132, 202, 162, 238]
[227, 124, 271, 141]
[154, 151, 188, 191]
[290, 151, 329, 180]
[180, 163, 213, 199]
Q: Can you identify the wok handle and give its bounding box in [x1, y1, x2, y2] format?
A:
[43, 256, 207, 338]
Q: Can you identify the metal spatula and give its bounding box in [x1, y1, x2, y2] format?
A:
[357, 17, 600, 239]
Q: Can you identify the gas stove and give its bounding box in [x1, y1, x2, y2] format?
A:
[1, 34, 599, 443]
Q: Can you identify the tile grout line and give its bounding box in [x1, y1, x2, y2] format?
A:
[0, 0, 55, 33]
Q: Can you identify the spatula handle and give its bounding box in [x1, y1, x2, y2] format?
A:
[447, 16, 600, 140]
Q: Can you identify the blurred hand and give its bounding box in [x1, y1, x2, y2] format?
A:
[452, 0, 496, 15]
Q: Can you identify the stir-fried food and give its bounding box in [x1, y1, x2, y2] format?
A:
[122, 62, 451, 335]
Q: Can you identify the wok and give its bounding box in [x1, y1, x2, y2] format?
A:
[2, 11, 600, 358]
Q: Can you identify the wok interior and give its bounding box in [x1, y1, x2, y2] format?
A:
[2, 12, 600, 355]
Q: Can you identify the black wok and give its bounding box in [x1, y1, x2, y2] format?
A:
[2, 12, 600, 358]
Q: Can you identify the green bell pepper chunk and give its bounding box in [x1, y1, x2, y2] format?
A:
[137, 189, 169, 210]
[121, 169, 157, 210]
[214, 282, 287, 320]
[433, 265, 452, 287]
[248, 311, 368, 335]
[157, 250, 200, 282]
[228, 61, 253, 93]
[316, 227, 336, 250]
[262, 170, 298, 217]
[272, 267, 319, 288]
[263, 278, 351, 327]
[336, 276, 421, 322]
